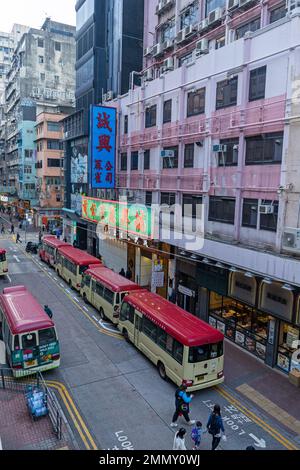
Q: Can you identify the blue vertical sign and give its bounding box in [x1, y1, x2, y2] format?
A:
[90, 105, 116, 189]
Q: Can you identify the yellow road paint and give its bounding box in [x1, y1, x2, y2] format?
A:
[216, 386, 299, 451]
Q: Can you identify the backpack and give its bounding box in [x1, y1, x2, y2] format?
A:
[175, 389, 188, 412]
[208, 414, 219, 436]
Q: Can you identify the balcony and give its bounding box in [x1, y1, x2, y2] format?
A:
[117, 170, 204, 193]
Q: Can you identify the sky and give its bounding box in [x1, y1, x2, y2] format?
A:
[0, 0, 76, 33]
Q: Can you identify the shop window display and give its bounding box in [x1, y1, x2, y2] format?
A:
[209, 291, 272, 360]
[277, 322, 300, 373]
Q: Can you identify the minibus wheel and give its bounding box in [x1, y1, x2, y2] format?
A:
[99, 308, 106, 320]
[158, 362, 167, 381]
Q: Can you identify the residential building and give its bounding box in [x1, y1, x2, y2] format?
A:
[84, 0, 300, 376]
[4, 18, 76, 207]
[63, 0, 145, 251]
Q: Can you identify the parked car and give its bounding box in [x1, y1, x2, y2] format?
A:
[25, 242, 40, 254]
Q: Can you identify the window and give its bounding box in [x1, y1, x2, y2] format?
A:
[143, 317, 158, 342]
[245, 133, 283, 165]
[120, 153, 127, 171]
[39, 328, 56, 346]
[131, 152, 139, 171]
[161, 192, 176, 206]
[249, 66, 266, 102]
[38, 38, 44, 48]
[182, 194, 203, 219]
[120, 302, 135, 323]
[47, 140, 63, 150]
[260, 200, 279, 232]
[187, 88, 206, 117]
[216, 77, 238, 110]
[55, 42, 61, 51]
[206, 0, 226, 15]
[218, 138, 239, 166]
[47, 122, 61, 132]
[103, 289, 114, 305]
[47, 158, 62, 168]
[124, 115, 128, 134]
[145, 192, 152, 206]
[25, 149, 34, 159]
[161, 18, 175, 42]
[178, 52, 194, 68]
[270, 5, 286, 24]
[242, 199, 258, 228]
[215, 36, 225, 49]
[209, 197, 236, 224]
[54, 75, 59, 84]
[184, 144, 194, 168]
[40, 73, 45, 81]
[144, 150, 150, 170]
[163, 100, 172, 124]
[189, 342, 223, 363]
[95, 282, 104, 297]
[38, 56, 44, 64]
[236, 18, 260, 40]
[22, 332, 37, 349]
[180, 1, 199, 28]
[24, 165, 32, 174]
[79, 265, 89, 275]
[162, 146, 178, 169]
[145, 105, 157, 128]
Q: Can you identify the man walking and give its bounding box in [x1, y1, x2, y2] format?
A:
[16, 232, 22, 244]
[171, 384, 195, 427]
[11, 224, 15, 235]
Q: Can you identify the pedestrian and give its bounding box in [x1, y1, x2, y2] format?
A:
[44, 305, 53, 319]
[207, 404, 226, 451]
[191, 421, 207, 450]
[171, 384, 195, 427]
[42, 225, 45, 233]
[126, 267, 132, 280]
[16, 232, 22, 244]
[119, 268, 126, 277]
[11, 224, 15, 235]
[173, 428, 187, 451]
[39, 230, 42, 243]
[1, 224, 5, 234]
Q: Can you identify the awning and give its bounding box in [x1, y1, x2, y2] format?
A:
[62, 208, 87, 225]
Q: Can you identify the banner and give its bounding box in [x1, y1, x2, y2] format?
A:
[90, 105, 116, 189]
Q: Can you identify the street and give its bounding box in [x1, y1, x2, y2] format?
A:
[0, 232, 299, 451]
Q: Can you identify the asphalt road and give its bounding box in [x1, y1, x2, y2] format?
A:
[0, 234, 299, 451]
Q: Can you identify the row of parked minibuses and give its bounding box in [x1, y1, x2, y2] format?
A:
[39, 236, 225, 391]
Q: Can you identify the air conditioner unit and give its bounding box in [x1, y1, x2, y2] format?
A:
[106, 90, 114, 101]
[176, 29, 185, 43]
[195, 39, 209, 55]
[259, 204, 274, 214]
[103, 93, 107, 102]
[156, 1, 163, 14]
[184, 25, 194, 37]
[228, 0, 239, 9]
[163, 57, 174, 71]
[162, 39, 174, 50]
[208, 7, 223, 24]
[144, 47, 153, 57]
[239, 0, 254, 7]
[201, 18, 209, 30]
[144, 68, 154, 81]
[152, 43, 163, 57]
[213, 144, 227, 152]
[161, 150, 175, 158]
[282, 227, 300, 253]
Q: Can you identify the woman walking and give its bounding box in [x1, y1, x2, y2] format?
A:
[207, 404, 226, 451]
[173, 428, 187, 450]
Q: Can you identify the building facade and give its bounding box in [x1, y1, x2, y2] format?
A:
[4, 19, 76, 207]
[83, 0, 300, 375]
[63, 0, 145, 252]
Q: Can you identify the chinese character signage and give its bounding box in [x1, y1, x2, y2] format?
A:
[82, 197, 153, 240]
[90, 105, 116, 189]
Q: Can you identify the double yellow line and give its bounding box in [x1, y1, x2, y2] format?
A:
[46, 380, 98, 450]
[216, 386, 299, 451]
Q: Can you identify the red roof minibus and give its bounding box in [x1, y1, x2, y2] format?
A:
[0, 286, 60, 377]
[81, 266, 143, 323]
[118, 290, 224, 391]
[56, 246, 102, 291]
[39, 236, 71, 267]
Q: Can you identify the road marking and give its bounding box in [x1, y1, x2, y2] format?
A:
[7, 275, 12, 283]
[249, 433, 266, 448]
[83, 306, 89, 312]
[13, 255, 20, 262]
[236, 383, 300, 436]
[73, 297, 80, 303]
[60, 283, 65, 288]
[216, 386, 299, 450]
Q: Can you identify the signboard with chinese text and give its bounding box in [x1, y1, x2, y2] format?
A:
[82, 197, 154, 240]
[90, 105, 116, 189]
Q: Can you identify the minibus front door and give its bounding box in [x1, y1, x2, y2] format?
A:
[134, 311, 143, 348]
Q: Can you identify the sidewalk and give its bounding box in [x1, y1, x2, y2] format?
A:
[224, 340, 300, 434]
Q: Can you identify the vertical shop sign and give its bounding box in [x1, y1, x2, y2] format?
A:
[90, 106, 116, 189]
